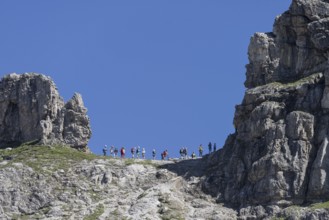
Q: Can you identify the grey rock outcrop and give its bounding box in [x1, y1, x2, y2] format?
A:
[203, 0, 329, 209]
[0, 73, 91, 149]
[0, 147, 237, 220]
[1, 145, 327, 220]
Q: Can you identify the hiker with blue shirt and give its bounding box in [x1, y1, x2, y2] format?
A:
[131, 147, 135, 158]
[103, 145, 107, 156]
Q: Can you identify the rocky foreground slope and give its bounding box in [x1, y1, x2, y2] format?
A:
[1, 145, 329, 220]
[202, 0, 329, 213]
[0, 145, 238, 220]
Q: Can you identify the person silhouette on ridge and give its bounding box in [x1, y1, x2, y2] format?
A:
[103, 145, 107, 156]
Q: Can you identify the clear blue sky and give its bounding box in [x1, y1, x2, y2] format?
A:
[0, 1, 291, 159]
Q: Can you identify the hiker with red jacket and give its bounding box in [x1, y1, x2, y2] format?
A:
[161, 149, 168, 160]
[121, 147, 125, 158]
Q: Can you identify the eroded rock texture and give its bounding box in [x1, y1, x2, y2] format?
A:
[0, 73, 91, 149]
[203, 0, 329, 207]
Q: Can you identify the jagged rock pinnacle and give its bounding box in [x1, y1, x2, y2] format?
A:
[0, 73, 92, 149]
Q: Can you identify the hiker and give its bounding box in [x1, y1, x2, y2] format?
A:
[121, 147, 125, 158]
[131, 147, 135, 158]
[182, 148, 186, 159]
[179, 148, 184, 159]
[114, 147, 118, 158]
[191, 152, 196, 159]
[103, 145, 107, 156]
[214, 143, 217, 152]
[161, 150, 166, 160]
[142, 148, 146, 159]
[185, 147, 188, 159]
[152, 149, 156, 160]
[136, 146, 140, 159]
[110, 146, 114, 157]
[162, 149, 168, 160]
[208, 142, 212, 153]
[199, 144, 203, 157]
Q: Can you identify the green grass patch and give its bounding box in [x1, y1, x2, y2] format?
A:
[124, 159, 135, 166]
[311, 201, 329, 210]
[0, 144, 97, 173]
[83, 204, 104, 220]
[11, 214, 31, 220]
[89, 190, 103, 202]
[161, 215, 185, 220]
[0, 144, 159, 177]
[107, 208, 122, 220]
[124, 158, 158, 167]
[266, 73, 322, 90]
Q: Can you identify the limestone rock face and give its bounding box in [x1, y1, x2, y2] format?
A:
[1, 145, 328, 220]
[0, 73, 91, 149]
[0, 148, 237, 220]
[203, 0, 329, 207]
[63, 93, 91, 148]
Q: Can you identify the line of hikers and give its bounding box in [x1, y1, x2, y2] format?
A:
[101, 142, 218, 160]
[102, 145, 160, 160]
[180, 142, 217, 159]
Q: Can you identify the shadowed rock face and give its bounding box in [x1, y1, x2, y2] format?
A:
[0, 73, 91, 149]
[203, 0, 329, 207]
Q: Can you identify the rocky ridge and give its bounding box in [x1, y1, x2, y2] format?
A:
[0, 73, 91, 149]
[1, 146, 329, 220]
[202, 0, 329, 213]
[0, 146, 237, 220]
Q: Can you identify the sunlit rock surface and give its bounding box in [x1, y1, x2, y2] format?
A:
[0, 73, 91, 149]
[203, 0, 329, 211]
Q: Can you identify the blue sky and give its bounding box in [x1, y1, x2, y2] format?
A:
[0, 1, 291, 159]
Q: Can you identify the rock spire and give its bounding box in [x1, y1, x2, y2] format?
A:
[0, 73, 91, 149]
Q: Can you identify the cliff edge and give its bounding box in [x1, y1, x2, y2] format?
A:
[202, 0, 329, 209]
